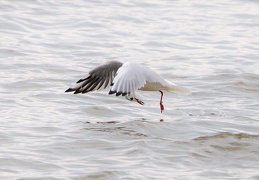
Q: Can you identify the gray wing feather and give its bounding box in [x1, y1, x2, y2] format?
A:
[65, 61, 123, 94]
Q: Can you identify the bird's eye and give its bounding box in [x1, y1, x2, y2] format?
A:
[130, 97, 133, 101]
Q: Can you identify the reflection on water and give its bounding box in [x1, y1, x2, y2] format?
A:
[85, 126, 149, 137]
[194, 132, 259, 141]
[193, 132, 259, 153]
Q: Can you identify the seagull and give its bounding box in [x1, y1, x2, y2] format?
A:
[65, 61, 189, 113]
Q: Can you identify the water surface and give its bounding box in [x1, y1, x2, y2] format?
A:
[1, 0, 259, 179]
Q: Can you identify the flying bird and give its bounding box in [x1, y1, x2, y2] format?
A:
[65, 61, 189, 113]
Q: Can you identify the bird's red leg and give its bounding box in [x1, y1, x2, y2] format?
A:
[159, 90, 164, 113]
[135, 98, 144, 105]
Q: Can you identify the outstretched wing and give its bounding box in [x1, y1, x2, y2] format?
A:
[65, 61, 123, 94]
[108, 61, 168, 96]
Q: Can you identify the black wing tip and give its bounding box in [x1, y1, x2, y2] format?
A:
[116, 92, 122, 96]
[109, 90, 116, 95]
[77, 76, 91, 83]
[122, 92, 127, 96]
[65, 88, 74, 93]
[76, 79, 83, 83]
[82, 90, 90, 94]
[65, 87, 83, 94]
[74, 89, 82, 94]
[108, 91, 128, 96]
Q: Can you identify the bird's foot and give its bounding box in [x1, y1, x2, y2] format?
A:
[135, 98, 144, 105]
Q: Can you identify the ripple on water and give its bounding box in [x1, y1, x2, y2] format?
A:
[1, 0, 259, 179]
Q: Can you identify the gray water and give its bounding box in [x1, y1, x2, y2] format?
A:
[1, 0, 259, 179]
